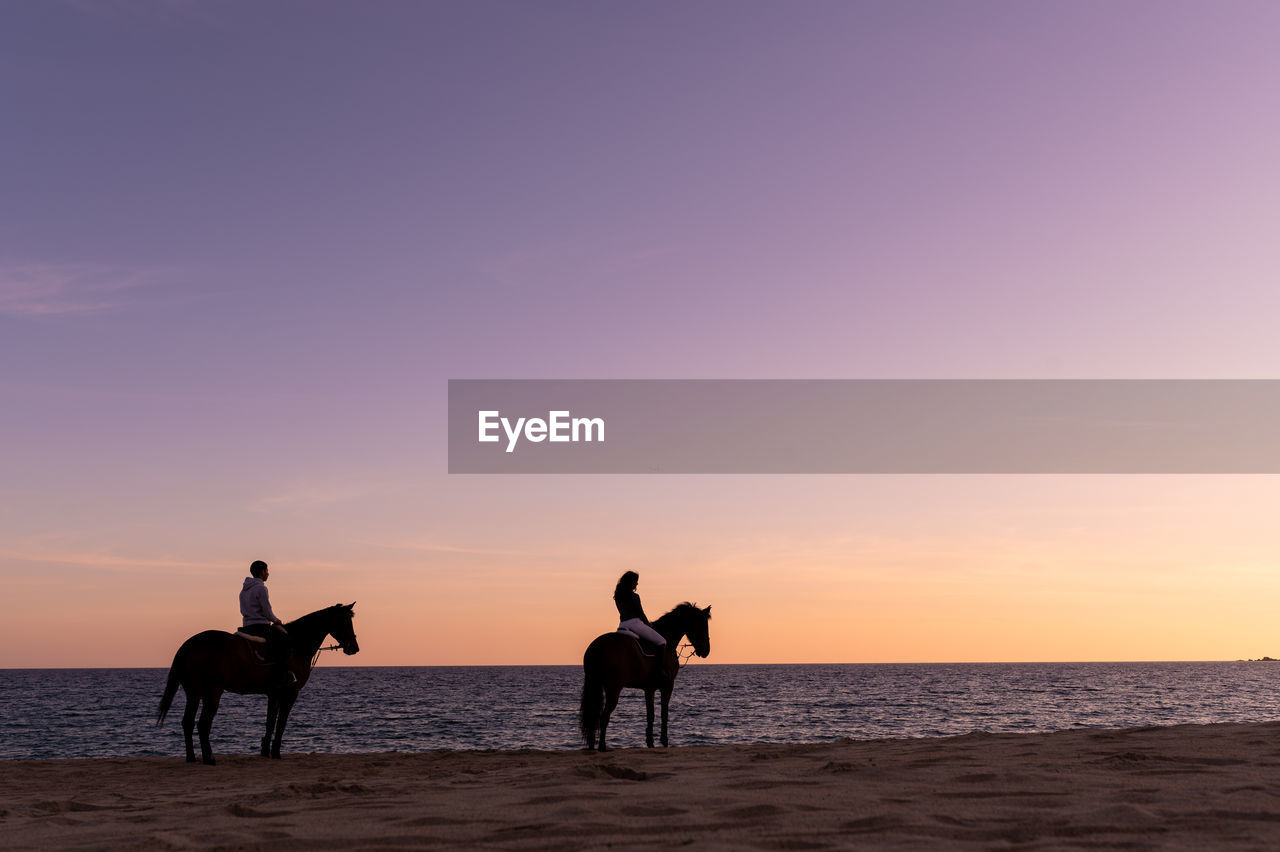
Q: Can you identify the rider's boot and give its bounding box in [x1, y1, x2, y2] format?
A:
[273, 663, 297, 691]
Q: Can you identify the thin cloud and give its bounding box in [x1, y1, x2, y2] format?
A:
[366, 538, 527, 558]
[56, 0, 222, 26]
[0, 547, 352, 576]
[480, 236, 679, 290]
[0, 548, 224, 573]
[248, 479, 404, 513]
[0, 263, 156, 317]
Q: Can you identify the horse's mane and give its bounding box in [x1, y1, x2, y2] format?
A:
[286, 603, 351, 632]
[653, 602, 709, 628]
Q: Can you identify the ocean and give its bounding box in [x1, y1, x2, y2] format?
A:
[3, 662, 1280, 760]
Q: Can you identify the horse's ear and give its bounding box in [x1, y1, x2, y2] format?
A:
[348, 601, 356, 611]
[704, 605, 711, 618]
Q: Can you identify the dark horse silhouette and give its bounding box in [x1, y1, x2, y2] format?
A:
[579, 602, 711, 751]
[156, 603, 359, 765]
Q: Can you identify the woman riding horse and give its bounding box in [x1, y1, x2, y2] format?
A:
[613, 571, 668, 680]
[581, 597, 711, 751]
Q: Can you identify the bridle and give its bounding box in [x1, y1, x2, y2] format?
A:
[310, 632, 356, 668]
[676, 611, 710, 665]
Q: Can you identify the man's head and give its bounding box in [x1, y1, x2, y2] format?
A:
[250, 560, 269, 580]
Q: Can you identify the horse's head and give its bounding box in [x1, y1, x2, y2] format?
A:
[683, 603, 712, 658]
[329, 602, 360, 655]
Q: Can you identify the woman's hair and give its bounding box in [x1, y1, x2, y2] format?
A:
[614, 571, 639, 596]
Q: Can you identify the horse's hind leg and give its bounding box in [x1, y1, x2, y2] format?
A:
[197, 690, 222, 766]
[645, 690, 656, 748]
[262, 695, 278, 758]
[598, 687, 620, 752]
[181, 692, 198, 763]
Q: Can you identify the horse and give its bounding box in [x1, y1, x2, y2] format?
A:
[579, 602, 711, 751]
[156, 603, 359, 765]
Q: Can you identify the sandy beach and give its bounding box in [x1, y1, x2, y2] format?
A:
[6, 722, 1280, 849]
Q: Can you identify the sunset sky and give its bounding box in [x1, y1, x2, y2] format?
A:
[4, 1, 1280, 667]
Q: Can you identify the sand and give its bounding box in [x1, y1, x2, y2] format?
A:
[6, 722, 1280, 849]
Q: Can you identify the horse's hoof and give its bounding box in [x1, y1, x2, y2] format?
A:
[270, 751, 282, 760]
[202, 757, 216, 766]
[185, 755, 197, 763]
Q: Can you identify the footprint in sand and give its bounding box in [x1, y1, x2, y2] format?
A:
[31, 800, 114, 815]
[620, 804, 688, 817]
[952, 772, 998, 783]
[399, 815, 471, 827]
[576, 764, 650, 781]
[224, 802, 297, 819]
[716, 803, 785, 820]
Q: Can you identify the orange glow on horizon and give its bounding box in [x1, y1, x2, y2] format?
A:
[7, 475, 1280, 670]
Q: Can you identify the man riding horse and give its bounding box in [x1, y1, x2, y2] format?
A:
[238, 560, 295, 689]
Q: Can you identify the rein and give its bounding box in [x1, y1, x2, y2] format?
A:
[310, 643, 344, 668]
[677, 642, 699, 664]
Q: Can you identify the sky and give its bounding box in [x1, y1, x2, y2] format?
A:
[4, 1, 1280, 667]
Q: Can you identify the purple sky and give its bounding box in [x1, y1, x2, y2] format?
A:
[4, 2, 1280, 665]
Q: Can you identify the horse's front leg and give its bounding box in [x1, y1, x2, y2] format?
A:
[645, 689, 656, 748]
[659, 687, 671, 747]
[197, 690, 223, 766]
[270, 695, 295, 759]
[262, 695, 278, 758]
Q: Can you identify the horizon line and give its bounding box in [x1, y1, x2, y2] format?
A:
[1, 658, 1267, 671]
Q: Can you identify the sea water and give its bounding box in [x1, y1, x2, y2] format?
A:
[3, 662, 1280, 759]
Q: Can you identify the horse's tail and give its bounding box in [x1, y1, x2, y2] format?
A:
[579, 650, 605, 749]
[156, 646, 184, 726]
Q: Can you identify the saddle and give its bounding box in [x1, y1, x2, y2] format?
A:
[235, 628, 273, 665]
[616, 627, 662, 657]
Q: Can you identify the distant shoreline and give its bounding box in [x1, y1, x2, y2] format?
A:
[0, 658, 1264, 670]
[7, 722, 1280, 848]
